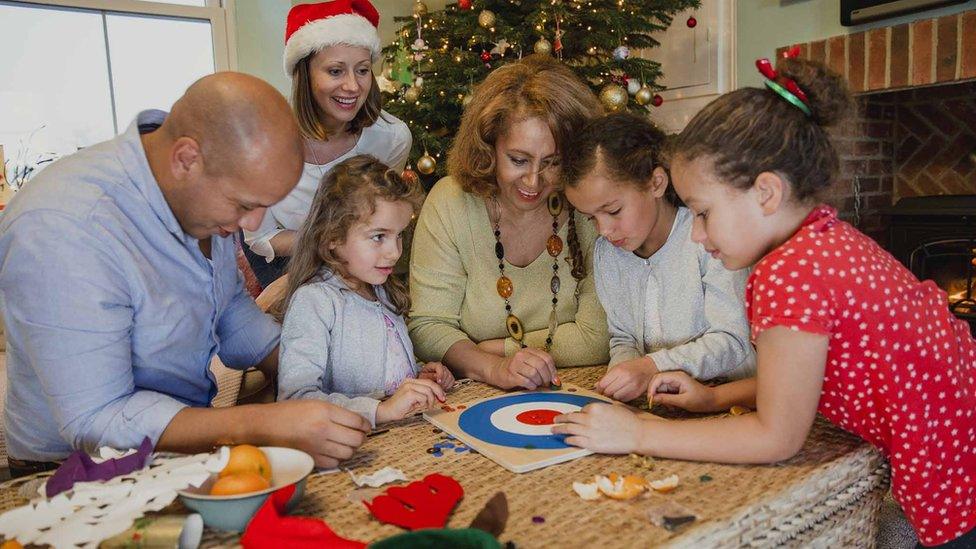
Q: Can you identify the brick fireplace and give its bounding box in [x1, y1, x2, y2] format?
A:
[776, 10, 976, 243]
[777, 10, 976, 331]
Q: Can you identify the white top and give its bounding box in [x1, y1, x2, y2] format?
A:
[595, 207, 756, 380]
[244, 111, 412, 259]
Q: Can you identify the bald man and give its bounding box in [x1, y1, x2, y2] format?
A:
[0, 73, 370, 475]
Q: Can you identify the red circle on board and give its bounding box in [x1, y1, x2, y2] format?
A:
[515, 409, 562, 425]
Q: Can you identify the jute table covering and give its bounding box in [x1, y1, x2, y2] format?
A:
[0, 366, 890, 548]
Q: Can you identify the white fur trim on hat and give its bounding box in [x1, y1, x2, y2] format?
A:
[283, 13, 381, 76]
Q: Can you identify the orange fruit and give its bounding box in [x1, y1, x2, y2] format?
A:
[220, 444, 272, 482]
[209, 472, 271, 496]
[1, 540, 24, 549]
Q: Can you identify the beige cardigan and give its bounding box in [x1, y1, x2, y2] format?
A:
[408, 177, 609, 367]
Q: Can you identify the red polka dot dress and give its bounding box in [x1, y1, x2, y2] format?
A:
[746, 205, 976, 546]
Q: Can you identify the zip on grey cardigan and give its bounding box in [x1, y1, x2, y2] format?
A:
[277, 271, 418, 427]
[593, 207, 756, 380]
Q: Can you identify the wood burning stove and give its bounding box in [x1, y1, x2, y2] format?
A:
[888, 195, 976, 335]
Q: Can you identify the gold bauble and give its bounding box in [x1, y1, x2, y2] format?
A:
[412, 0, 428, 17]
[403, 86, 421, 103]
[461, 93, 473, 107]
[533, 37, 552, 55]
[635, 85, 654, 106]
[478, 10, 496, 29]
[417, 153, 437, 175]
[599, 84, 628, 112]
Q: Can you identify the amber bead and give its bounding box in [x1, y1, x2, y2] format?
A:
[496, 276, 513, 299]
[546, 234, 563, 257]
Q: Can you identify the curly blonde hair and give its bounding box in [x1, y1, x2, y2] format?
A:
[269, 155, 425, 321]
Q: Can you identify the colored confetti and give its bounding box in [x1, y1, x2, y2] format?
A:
[532, 516, 545, 524]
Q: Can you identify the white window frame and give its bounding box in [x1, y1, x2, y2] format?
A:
[12, 0, 238, 72]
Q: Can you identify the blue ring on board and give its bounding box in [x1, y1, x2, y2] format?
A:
[457, 393, 603, 449]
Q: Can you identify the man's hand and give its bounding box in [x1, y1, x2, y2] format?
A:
[253, 400, 371, 468]
[595, 357, 658, 402]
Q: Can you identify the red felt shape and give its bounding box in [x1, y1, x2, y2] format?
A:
[363, 473, 463, 530]
[242, 484, 365, 549]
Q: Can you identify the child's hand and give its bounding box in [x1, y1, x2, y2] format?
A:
[648, 371, 715, 412]
[552, 403, 644, 454]
[376, 378, 446, 424]
[595, 357, 658, 402]
[418, 362, 455, 391]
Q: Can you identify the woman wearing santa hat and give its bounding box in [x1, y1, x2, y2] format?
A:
[242, 0, 412, 287]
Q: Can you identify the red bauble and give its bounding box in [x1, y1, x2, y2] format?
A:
[401, 168, 420, 186]
[458, 0, 472, 9]
[686, 16, 697, 28]
[480, 50, 491, 63]
[652, 94, 664, 107]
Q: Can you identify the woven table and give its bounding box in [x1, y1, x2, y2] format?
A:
[0, 366, 890, 548]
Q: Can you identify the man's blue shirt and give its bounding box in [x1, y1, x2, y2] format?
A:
[0, 110, 280, 461]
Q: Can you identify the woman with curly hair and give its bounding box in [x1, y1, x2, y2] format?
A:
[408, 55, 610, 390]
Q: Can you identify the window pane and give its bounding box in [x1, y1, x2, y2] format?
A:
[107, 13, 215, 129]
[0, 3, 114, 180]
[140, 0, 207, 6]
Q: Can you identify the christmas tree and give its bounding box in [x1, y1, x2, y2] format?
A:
[379, 0, 700, 182]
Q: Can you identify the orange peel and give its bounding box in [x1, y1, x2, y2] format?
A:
[596, 473, 648, 500]
[649, 474, 680, 493]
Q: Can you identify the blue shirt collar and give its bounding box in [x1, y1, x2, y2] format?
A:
[115, 110, 187, 241]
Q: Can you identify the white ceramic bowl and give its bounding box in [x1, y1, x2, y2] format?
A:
[177, 446, 314, 532]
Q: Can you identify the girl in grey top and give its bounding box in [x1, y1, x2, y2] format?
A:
[563, 113, 756, 403]
[272, 156, 454, 428]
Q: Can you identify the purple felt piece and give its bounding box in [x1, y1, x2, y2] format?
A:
[45, 437, 153, 498]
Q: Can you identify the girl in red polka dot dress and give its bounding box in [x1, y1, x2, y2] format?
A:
[554, 55, 976, 547]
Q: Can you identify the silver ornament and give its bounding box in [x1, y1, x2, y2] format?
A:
[627, 79, 641, 95]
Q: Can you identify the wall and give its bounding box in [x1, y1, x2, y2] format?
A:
[233, 0, 448, 97]
[735, 0, 976, 88]
[234, 0, 292, 96]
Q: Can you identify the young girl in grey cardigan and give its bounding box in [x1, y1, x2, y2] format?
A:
[271, 155, 454, 428]
[562, 113, 755, 403]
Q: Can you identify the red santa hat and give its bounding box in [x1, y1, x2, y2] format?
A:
[284, 0, 382, 76]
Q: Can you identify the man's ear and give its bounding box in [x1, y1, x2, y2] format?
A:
[753, 171, 785, 216]
[170, 137, 203, 181]
[647, 166, 670, 199]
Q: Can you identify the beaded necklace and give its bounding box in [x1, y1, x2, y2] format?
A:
[491, 194, 564, 353]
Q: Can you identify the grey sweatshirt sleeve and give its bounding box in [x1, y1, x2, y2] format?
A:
[276, 285, 380, 427]
[594, 239, 643, 367]
[648, 254, 756, 380]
